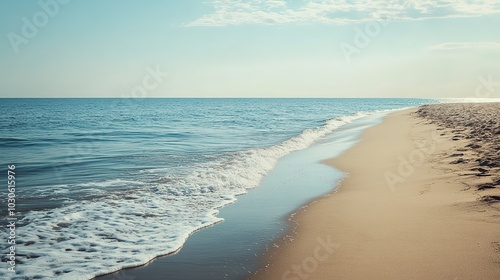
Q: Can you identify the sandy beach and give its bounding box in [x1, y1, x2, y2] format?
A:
[251, 103, 500, 280]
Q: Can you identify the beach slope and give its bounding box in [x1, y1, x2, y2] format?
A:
[251, 104, 500, 280]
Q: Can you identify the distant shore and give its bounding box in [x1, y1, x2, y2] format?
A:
[251, 103, 500, 280]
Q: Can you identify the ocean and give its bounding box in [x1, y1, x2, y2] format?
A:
[0, 98, 436, 279]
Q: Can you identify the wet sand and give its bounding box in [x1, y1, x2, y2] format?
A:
[251, 104, 500, 280]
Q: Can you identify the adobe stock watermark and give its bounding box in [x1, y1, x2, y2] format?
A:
[384, 131, 446, 192]
[51, 65, 168, 183]
[7, 0, 71, 54]
[473, 74, 499, 100]
[72, 63, 167, 153]
[282, 236, 339, 280]
[339, 17, 391, 63]
[121, 65, 169, 99]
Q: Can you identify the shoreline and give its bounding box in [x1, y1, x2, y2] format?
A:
[96, 111, 391, 280]
[251, 104, 500, 280]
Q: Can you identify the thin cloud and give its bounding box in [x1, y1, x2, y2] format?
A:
[187, 0, 500, 27]
[430, 42, 500, 51]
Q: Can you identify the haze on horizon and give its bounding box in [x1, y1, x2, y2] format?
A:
[1, 0, 499, 99]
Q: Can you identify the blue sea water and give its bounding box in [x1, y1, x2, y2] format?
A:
[0, 98, 436, 279]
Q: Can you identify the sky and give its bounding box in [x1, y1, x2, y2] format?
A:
[0, 0, 500, 98]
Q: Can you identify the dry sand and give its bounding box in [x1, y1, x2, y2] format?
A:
[250, 104, 500, 280]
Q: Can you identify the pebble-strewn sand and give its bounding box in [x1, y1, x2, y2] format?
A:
[416, 103, 500, 202]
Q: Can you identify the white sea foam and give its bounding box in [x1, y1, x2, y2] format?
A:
[1, 111, 378, 279]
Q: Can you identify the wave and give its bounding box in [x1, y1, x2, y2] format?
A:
[0, 111, 378, 280]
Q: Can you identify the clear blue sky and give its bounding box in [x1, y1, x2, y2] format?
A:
[1, 0, 499, 98]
